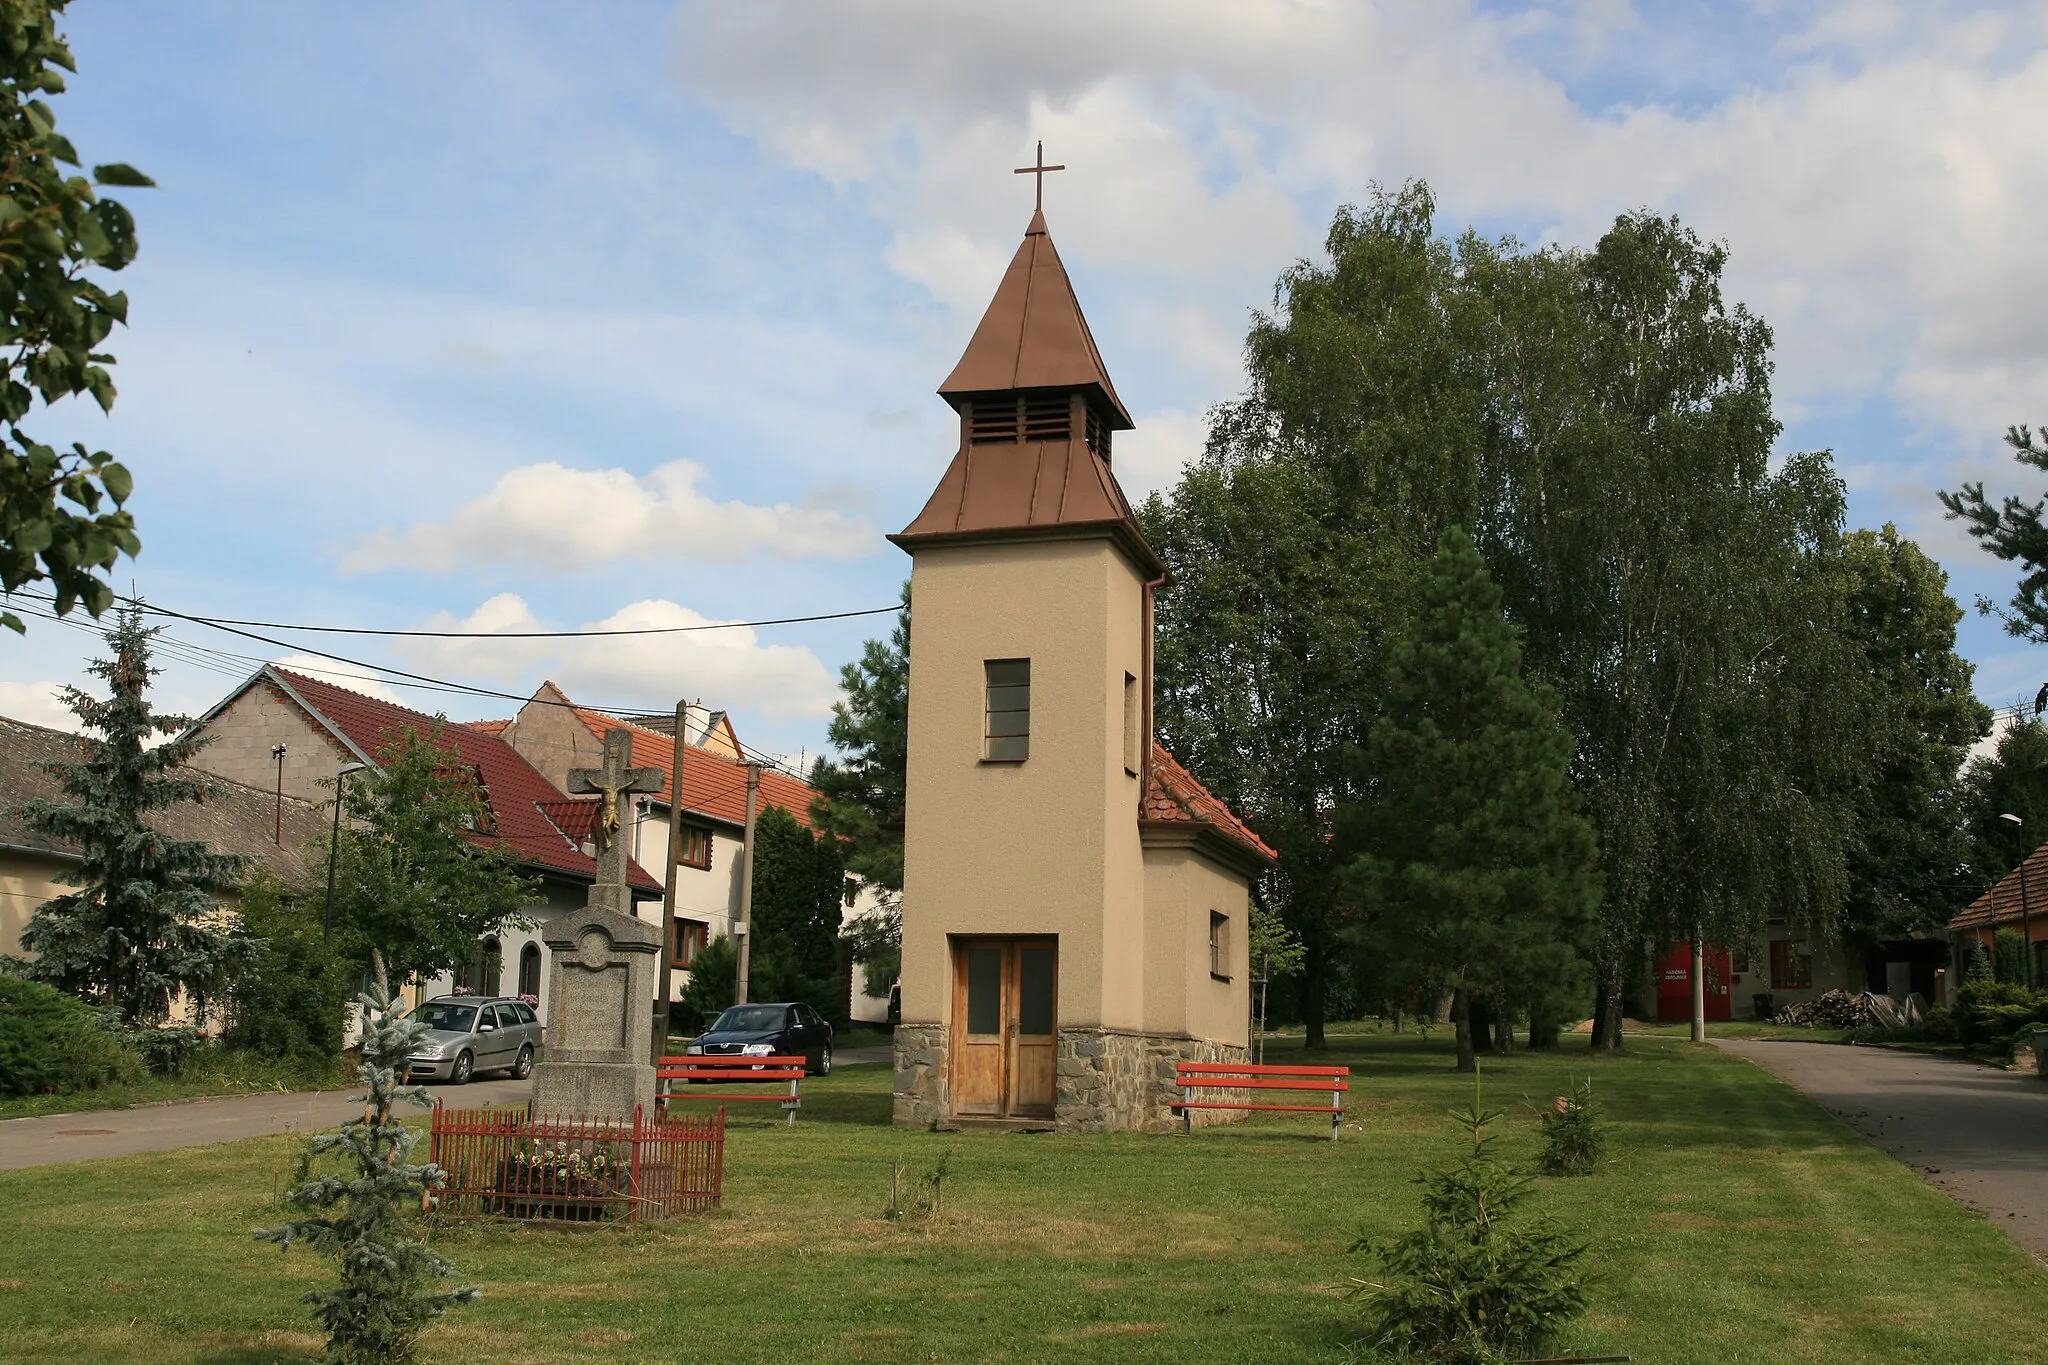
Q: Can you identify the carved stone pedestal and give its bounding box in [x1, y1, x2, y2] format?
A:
[529, 903, 661, 1122]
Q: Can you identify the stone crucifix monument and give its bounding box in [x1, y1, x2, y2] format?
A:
[529, 728, 667, 1121]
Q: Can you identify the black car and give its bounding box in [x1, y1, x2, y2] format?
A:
[686, 1001, 833, 1075]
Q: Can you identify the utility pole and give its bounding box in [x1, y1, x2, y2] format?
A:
[734, 761, 761, 1004]
[271, 743, 287, 844]
[652, 700, 689, 1064]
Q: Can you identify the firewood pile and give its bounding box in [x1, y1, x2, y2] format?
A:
[1771, 989, 1922, 1029]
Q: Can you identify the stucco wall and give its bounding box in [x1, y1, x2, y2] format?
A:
[500, 687, 602, 793]
[1141, 844, 1250, 1048]
[189, 684, 356, 802]
[0, 850, 75, 957]
[898, 537, 1148, 1036]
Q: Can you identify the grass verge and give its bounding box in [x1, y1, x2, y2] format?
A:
[1, 1034, 2042, 1363]
[0, 1050, 355, 1121]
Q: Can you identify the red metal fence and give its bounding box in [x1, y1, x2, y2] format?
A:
[428, 1103, 724, 1222]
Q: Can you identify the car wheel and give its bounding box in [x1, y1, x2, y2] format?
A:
[451, 1050, 473, 1084]
[512, 1045, 534, 1080]
[810, 1043, 832, 1077]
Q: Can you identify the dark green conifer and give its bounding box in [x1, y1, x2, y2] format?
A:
[19, 603, 242, 1023]
[1344, 528, 1600, 1072]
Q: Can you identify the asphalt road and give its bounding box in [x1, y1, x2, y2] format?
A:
[1716, 1039, 2048, 1256]
[0, 1046, 893, 1171]
[0, 1076, 535, 1171]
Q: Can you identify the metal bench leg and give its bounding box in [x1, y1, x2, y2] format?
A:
[787, 1078, 799, 1127]
[1331, 1096, 1341, 1142]
[1182, 1084, 1192, 1136]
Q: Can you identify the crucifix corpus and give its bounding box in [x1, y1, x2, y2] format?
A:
[568, 728, 664, 914]
[1014, 139, 1064, 210]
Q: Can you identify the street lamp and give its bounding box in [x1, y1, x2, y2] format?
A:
[324, 763, 369, 941]
[2000, 813, 2035, 990]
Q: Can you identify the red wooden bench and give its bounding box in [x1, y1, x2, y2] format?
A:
[1172, 1061, 1350, 1140]
[657, 1055, 806, 1126]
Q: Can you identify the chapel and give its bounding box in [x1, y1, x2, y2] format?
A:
[890, 201, 1277, 1132]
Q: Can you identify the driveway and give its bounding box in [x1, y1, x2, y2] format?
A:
[1716, 1040, 2048, 1256]
[0, 1076, 532, 1171]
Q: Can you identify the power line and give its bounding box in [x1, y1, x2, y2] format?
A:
[127, 598, 899, 639]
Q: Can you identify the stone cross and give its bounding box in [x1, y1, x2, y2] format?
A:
[567, 728, 663, 912]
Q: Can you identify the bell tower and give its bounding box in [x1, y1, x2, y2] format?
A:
[888, 199, 1178, 1131]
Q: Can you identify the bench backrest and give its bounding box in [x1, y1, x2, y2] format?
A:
[658, 1055, 806, 1085]
[1176, 1062, 1349, 1091]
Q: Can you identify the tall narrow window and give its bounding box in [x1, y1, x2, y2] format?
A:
[985, 659, 1030, 761]
[1123, 672, 1140, 775]
[1209, 912, 1231, 981]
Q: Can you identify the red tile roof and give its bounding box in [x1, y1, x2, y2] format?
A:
[1143, 743, 1277, 868]
[1949, 842, 2048, 933]
[464, 718, 511, 736]
[563, 706, 816, 831]
[266, 668, 662, 895]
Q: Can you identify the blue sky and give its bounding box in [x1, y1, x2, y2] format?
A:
[6, 0, 2048, 766]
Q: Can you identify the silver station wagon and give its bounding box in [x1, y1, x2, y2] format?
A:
[405, 996, 542, 1084]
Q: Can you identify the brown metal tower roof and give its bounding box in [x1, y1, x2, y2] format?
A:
[937, 209, 1134, 430]
[895, 211, 1166, 579]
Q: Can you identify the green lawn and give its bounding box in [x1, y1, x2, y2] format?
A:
[2, 1035, 2043, 1364]
[0, 1050, 355, 1121]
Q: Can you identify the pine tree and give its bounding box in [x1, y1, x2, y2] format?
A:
[809, 584, 909, 894]
[260, 952, 478, 1364]
[19, 604, 243, 1024]
[749, 804, 845, 1016]
[1343, 528, 1600, 1073]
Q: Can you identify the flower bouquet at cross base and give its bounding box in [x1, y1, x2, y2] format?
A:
[493, 1138, 624, 1221]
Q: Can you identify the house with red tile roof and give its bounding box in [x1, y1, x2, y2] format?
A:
[1949, 841, 2048, 988]
[889, 205, 1278, 1133]
[490, 681, 892, 1022]
[184, 665, 665, 1026]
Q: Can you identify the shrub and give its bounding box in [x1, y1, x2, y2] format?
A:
[130, 1023, 205, 1076]
[675, 935, 737, 1037]
[222, 875, 351, 1064]
[1349, 1065, 1590, 1363]
[1921, 1005, 1957, 1043]
[1536, 1078, 1605, 1176]
[0, 975, 140, 1096]
[1993, 929, 2031, 986]
[1953, 980, 2042, 1048]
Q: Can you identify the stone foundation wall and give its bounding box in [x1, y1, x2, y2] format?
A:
[892, 1023, 948, 1128]
[1055, 1029, 1249, 1133]
[891, 1023, 1248, 1132]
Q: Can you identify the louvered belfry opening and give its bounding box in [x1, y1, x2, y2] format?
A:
[964, 389, 1110, 463]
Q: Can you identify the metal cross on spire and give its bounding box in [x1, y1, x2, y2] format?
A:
[1013, 140, 1065, 211]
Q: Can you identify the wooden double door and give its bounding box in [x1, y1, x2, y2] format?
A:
[950, 937, 1057, 1119]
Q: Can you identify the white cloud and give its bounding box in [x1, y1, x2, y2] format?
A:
[272, 654, 406, 705]
[670, 0, 2048, 453]
[340, 460, 876, 574]
[0, 680, 80, 733]
[391, 594, 840, 720]
[1114, 408, 1211, 507]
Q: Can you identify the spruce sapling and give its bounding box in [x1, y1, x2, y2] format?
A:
[258, 952, 477, 1364]
[1348, 1061, 1590, 1364]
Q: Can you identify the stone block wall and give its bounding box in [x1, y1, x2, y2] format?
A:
[891, 1023, 1248, 1132]
[1055, 1029, 1249, 1133]
[892, 1023, 948, 1127]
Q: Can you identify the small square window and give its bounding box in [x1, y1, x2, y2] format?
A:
[1209, 911, 1231, 981]
[676, 823, 712, 870]
[672, 918, 709, 969]
[985, 659, 1030, 762]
